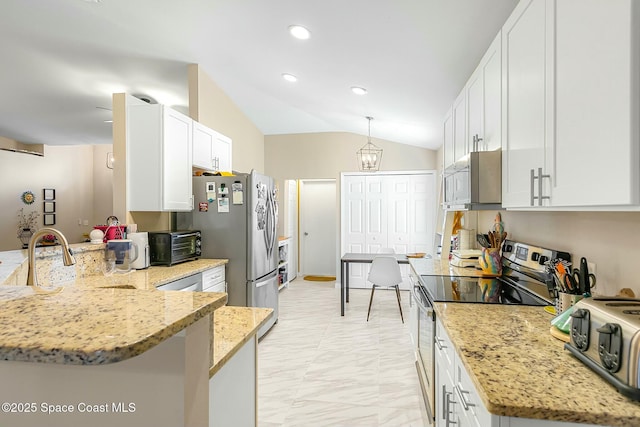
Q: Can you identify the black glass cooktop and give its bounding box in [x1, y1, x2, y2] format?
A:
[419, 270, 552, 306]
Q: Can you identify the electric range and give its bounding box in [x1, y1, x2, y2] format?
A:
[419, 239, 570, 306]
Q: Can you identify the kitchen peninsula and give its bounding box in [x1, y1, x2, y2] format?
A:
[0, 243, 273, 427]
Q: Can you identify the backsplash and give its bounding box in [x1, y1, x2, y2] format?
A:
[478, 210, 640, 298]
[2, 243, 106, 286]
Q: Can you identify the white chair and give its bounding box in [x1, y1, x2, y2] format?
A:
[378, 247, 396, 254]
[366, 256, 404, 323]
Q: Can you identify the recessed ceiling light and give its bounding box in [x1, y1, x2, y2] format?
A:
[288, 25, 311, 40]
[282, 73, 298, 83]
[351, 86, 368, 95]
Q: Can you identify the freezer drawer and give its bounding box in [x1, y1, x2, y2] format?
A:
[249, 272, 278, 338]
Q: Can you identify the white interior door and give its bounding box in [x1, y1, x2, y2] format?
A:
[341, 171, 437, 290]
[300, 179, 336, 277]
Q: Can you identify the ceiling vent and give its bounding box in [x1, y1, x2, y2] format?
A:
[0, 136, 44, 157]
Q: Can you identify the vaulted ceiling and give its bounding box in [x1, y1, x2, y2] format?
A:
[0, 0, 518, 150]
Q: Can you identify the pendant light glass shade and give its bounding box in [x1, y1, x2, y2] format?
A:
[357, 116, 382, 172]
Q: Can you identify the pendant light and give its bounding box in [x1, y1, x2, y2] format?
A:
[356, 116, 382, 172]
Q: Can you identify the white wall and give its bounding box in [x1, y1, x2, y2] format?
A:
[265, 132, 438, 237]
[0, 145, 113, 251]
[477, 210, 640, 298]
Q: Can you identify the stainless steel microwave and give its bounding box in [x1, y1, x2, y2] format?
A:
[443, 150, 501, 210]
[148, 230, 201, 266]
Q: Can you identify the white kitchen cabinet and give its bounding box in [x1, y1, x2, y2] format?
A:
[341, 172, 437, 289]
[202, 265, 226, 293]
[435, 318, 459, 427]
[443, 108, 455, 170]
[209, 335, 256, 427]
[501, 0, 550, 208]
[466, 31, 502, 154]
[452, 90, 467, 167]
[192, 121, 233, 173]
[127, 104, 193, 212]
[502, 0, 640, 208]
[435, 317, 599, 427]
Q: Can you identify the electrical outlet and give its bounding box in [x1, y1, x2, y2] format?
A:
[587, 262, 596, 276]
[77, 218, 82, 225]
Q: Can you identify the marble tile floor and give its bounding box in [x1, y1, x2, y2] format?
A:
[257, 278, 431, 427]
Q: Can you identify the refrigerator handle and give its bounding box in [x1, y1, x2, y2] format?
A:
[267, 190, 277, 257]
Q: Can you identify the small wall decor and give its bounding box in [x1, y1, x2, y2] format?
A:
[43, 201, 56, 213]
[21, 190, 35, 205]
[43, 214, 56, 226]
[43, 188, 55, 201]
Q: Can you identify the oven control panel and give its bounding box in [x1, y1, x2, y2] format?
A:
[502, 240, 570, 272]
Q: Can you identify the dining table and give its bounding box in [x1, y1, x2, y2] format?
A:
[339, 253, 409, 316]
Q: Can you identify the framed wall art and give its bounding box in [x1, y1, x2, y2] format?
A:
[43, 188, 55, 201]
[43, 201, 56, 213]
[43, 214, 56, 226]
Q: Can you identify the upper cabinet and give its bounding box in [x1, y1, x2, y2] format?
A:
[192, 121, 233, 173]
[127, 104, 194, 212]
[443, 30, 502, 173]
[443, 108, 455, 170]
[466, 32, 502, 153]
[501, 0, 549, 208]
[452, 90, 467, 168]
[502, 0, 639, 208]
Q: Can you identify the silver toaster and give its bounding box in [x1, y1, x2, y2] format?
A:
[566, 297, 640, 400]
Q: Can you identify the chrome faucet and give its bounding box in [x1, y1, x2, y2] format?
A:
[26, 228, 76, 286]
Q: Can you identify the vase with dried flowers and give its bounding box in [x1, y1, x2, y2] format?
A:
[17, 207, 40, 249]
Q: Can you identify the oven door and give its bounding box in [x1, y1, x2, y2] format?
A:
[412, 283, 435, 421]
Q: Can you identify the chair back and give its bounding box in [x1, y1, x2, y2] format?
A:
[367, 256, 402, 287]
[378, 247, 396, 254]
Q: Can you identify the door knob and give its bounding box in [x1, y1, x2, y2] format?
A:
[304, 232, 309, 236]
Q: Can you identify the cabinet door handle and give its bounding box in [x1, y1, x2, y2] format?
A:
[455, 384, 475, 411]
[442, 384, 447, 420]
[538, 167, 551, 206]
[435, 336, 447, 350]
[530, 168, 537, 206]
[445, 390, 457, 426]
[532, 168, 551, 206]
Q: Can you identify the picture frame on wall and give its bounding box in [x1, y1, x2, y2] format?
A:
[43, 214, 56, 226]
[43, 201, 55, 213]
[43, 188, 55, 201]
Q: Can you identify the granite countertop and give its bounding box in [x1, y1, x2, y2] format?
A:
[410, 256, 496, 278]
[434, 299, 640, 426]
[79, 259, 228, 290]
[210, 306, 273, 378]
[409, 258, 640, 425]
[0, 286, 226, 365]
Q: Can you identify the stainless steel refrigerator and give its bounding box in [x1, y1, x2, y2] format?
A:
[175, 171, 279, 338]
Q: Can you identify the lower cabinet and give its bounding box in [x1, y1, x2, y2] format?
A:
[209, 335, 256, 427]
[202, 265, 226, 293]
[435, 318, 600, 427]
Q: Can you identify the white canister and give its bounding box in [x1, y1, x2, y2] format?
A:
[128, 232, 150, 270]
